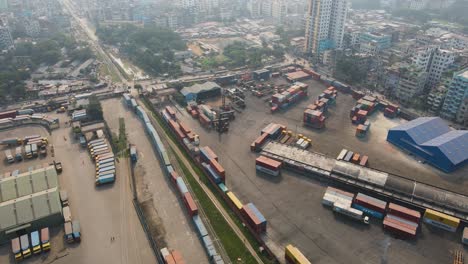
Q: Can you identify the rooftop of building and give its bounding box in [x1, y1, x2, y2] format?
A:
[181, 81, 221, 96]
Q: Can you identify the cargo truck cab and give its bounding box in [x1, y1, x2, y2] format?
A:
[363, 216, 370, 225]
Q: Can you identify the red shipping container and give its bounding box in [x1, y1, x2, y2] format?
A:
[254, 133, 269, 146]
[190, 110, 198, 118]
[385, 215, 417, 231]
[387, 203, 421, 223]
[170, 171, 179, 185]
[199, 114, 210, 126]
[209, 158, 225, 179]
[307, 104, 318, 110]
[164, 254, 177, 264]
[178, 121, 191, 134]
[174, 126, 186, 140]
[383, 218, 416, 238]
[0, 110, 16, 119]
[256, 155, 282, 171]
[354, 197, 386, 213]
[202, 146, 218, 161]
[359, 156, 369, 167]
[242, 206, 264, 233]
[165, 106, 176, 118]
[183, 192, 198, 217]
[171, 250, 186, 264]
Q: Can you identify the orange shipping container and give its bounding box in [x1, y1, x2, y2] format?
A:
[352, 153, 360, 163]
[210, 158, 226, 178]
[171, 250, 185, 264]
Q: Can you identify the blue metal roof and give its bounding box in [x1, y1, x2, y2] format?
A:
[422, 130, 468, 165]
[389, 117, 450, 145]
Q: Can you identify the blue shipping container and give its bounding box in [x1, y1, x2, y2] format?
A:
[176, 177, 188, 194]
[245, 203, 266, 224]
[352, 203, 384, 219]
[202, 163, 222, 184]
[192, 215, 208, 237]
[202, 235, 218, 258]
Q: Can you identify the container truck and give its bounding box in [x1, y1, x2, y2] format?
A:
[333, 202, 369, 224]
[20, 234, 31, 258]
[79, 136, 87, 148]
[4, 149, 14, 163]
[96, 174, 115, 185]
[97, 165, 115, 174]
[31, 143, 38, 157]
[63, 206, 72, 222]
[97, 170, 116, 178]
[72, 220, 81, 242]
[64, 222, 74, 243]
[96, 160, 114, 169]
[31, 231, 41, 254]
[60, 190, 69, 207]
[11, 237, 22, 260]
[15, 146, 23, 161]
[39, 145, 47, 156]
[130, 144, 137, 162]
[41, 227, 51, 251]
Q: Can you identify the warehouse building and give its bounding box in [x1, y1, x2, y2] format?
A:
[387, 117, 468, 173]
[0, 166, 63, 244]
[180, 81, 221, 102]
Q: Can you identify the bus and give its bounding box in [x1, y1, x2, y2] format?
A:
[95, 153, 114, 162]
[97, 166, 115, 174]
[87, 139, 105, 147]
[97, 170, 116, 178]
[96, 174, 115, 185]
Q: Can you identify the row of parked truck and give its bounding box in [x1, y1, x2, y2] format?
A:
[61, 190, 82, 244]
[11, 228, 50, 261]
[3, 136, 48, 163]
[84, 137, 116, 185]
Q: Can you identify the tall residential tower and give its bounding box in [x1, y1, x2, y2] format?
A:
[304, 0, 348, 58]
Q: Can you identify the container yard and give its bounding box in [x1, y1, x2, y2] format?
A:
[166, 67, 468, 263]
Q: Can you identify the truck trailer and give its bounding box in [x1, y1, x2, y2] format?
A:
[333, 202, 369, 224]
[31, 231, 41, 254]
[4, 149, 14, 163]
[20, 234, 31, 258]
[11, 237, 22, 260]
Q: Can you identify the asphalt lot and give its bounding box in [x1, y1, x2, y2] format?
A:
[173, 77, 467, 263]
[101, 98, 209, 263]
[0, 115, 154, 264]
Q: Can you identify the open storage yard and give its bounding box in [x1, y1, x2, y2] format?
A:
[170, 75, 468, 263]
[0, 113, 154, 263]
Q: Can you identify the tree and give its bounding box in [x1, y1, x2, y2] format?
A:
[87, 95, 103, 121]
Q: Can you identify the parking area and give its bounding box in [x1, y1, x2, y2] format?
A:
[172, 77, 467, 263]
[101, 98, 209, 263]
[0, 114, 154, 264]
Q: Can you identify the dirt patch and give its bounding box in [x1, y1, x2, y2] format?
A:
[140, 199, 167, 248]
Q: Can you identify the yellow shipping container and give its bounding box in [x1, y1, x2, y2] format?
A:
[226, 191, 243, 210]
[285, 244, 311, 264]
[424, 209, 460, 228]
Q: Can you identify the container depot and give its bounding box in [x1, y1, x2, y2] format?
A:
[255, 155, 282, 176]
[423, 209, 460, 232]
[352, 193, 387, 219]
[271, 82, 308, 112]
[242, 203, 267, 233]
[303, 109, 326, 129]
[285, 244, 312, 264]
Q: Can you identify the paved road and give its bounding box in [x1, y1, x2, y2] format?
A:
[101, 98, 209, 263]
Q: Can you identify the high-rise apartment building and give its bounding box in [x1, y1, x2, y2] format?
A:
[441, 69, 468, 124]
[304, 0, 348, 59]
[412, 46, 456, 87]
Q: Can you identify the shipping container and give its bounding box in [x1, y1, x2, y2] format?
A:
[192, 215, 208, 238]
[462, 228, 468, 245]
[176, 177, 189, 194]
[285, 244, 312, 264]
[96, 174, 115, 185]
[171, 250, 186, 264]
[209, 158, 225, 178]
[423, 209, 459, 232]
[359, 156, 368, 167]
[337, 149, 348, 160]
[243, 203, 267, 233]
[170, 171, 179, 185]
[218, 183, 228, 193]
[178, 121, 191, 134]
[202, 236, 218, 259]
[226, 191, 243, 210]
[385, 214, 418, 230]
[31, 231, 41, 254]
[202, 162, 223, 184]
[344, 151, 354, 162]
[63, 206, 72, 222]
[64, 222, 74, 243]
[387, 203, 421, 223]
[383, 218, 416, 238]
[183, 192, 198, 217]
[200, 146, 218, 162]
[354, 193, 387, 213]
[352, 203, 384, 219]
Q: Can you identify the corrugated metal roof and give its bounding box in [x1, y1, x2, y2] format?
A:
[0, 166, 58, 203]
[0, 187, 61, 231]
[389, 117, 451, 144]
[180, 81, 220, 96]
[422, 131, 468, 165]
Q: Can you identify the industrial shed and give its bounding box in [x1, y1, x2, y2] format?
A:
[387, 117, 468, 172]
[0, 166, 62, 243]
[180, 81, 221, 102]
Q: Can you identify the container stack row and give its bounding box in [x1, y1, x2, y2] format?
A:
[336, 149, 369, 167]
[271, 82, 308, 112]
